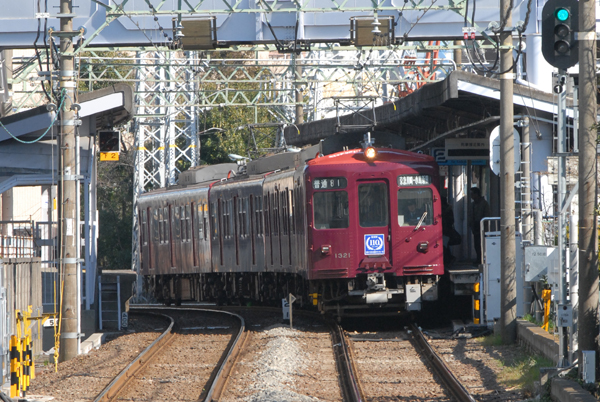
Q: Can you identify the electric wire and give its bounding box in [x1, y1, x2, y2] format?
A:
[34, 0, 53, 102]
[0, 89, 66, 144]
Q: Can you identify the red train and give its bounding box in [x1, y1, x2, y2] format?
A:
[138, 134, 445, 317]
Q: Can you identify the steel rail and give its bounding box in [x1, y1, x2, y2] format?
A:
[326, 317, 365, 402]
[199, 309, 246, 402]
[128, 306, 246, 402]
[93, 307, 246, 402]
[409, 323, 476, 402]
[121, 305, 361, 401]
[93, 311, 175, 402]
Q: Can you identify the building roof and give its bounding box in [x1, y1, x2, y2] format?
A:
[283, 70, 567, 151]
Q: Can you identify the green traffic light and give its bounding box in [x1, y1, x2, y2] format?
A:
[556, 7, 570, 21]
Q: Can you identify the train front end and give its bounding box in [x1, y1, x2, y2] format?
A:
[306, 141, 444, 316]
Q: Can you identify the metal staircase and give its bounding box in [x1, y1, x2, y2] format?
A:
[98, 275, 122, 331]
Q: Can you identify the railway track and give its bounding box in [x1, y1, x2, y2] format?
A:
[347, 323, 476, 402]
[94, 307, 244, 402]
[28, 305, 522, 401]
[91, 306, 362, 402]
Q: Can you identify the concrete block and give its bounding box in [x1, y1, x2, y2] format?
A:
[80, 333, 106, 354]
[517, 320, 559, 365]
[551, 378, 597, 402]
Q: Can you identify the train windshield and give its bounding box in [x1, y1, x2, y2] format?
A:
[398, 188, 433, 226]
[313, 191, 349, 229]
[358, 183, 389, 227]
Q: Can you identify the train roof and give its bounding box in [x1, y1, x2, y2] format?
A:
[307, 148, 435, 166]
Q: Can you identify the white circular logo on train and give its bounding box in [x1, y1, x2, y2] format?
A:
[364, 234, 385, 255]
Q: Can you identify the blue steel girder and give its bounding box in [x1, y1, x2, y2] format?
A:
[0, 0, 533, 51]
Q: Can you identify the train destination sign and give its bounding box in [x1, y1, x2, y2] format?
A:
[397, 175, 430, 187]
[312, 177, 347, 190]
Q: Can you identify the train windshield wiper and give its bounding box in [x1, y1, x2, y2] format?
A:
[414, 212, 427, 231]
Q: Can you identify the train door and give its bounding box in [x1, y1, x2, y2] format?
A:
[393, 182, 441, 274]
[310, 177, 352, 276]
[356, 180, 393, 269]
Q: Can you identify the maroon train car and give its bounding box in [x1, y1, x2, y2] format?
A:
[305, 147, 443, 314]
[138, 135, 445, 317]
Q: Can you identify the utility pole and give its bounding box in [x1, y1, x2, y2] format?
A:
[58, 0, 79, 362]
[556, 68, 569, 367]
[499, 0, 517, 344]
[0, 49, 13, 118]
[577, 0, 599, 375]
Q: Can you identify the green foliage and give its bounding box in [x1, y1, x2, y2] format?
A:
[496, 354, 554, 397]
[480, 333, 503, 346]
[198, 105, 275, 165]
[197, 51, 283, 164]
[478, 335, 554, 398]
[523, 311, 555, 331]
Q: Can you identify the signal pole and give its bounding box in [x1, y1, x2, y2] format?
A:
[58, 0, 79, 362]
[577, 0, 599, 375]
[499, 0, 517, 344]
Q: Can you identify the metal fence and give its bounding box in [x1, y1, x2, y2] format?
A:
[0, 264, 7, 386]
[0, 258, 43, 359]
[0, 236, 35, 258]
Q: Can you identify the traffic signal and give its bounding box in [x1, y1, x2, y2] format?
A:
[98, 130, 120, 161]
[542, 0, 579, 69]
[99, 130, 120, 152]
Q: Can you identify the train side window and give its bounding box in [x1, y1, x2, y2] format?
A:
[203, 203, 208, 240]
[158, 208, 165, 243]
[229, 199, 234, 238]
[289, 189, 295, 235]
[397, 188, 433, 226]
[281, 190, 288, 235]
[173, 206, 181, 240]
[250, 195, 256, 264]
[243, 197, 249, 237]
[358, 183, 388, 228]
[256, 196, 263, 236]
[294, 190, 303, 235]
[221, 199, 228, 239]
[233, 196, 239, 238]
[185, 204, 191, 242]
[153, 209, 160, 243]
[313, 191, 349, 229]
[272, 191, 279, 236]
[196, 204, 203, 239]
[212, 201, 219, 239]
[179, 206, 185, 241]
[166, 206, 172, 244]
[264, 193, 270, 237]
[140, 209, 147, 246]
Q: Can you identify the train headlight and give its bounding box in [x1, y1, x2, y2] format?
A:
[365, 146, 377, 159]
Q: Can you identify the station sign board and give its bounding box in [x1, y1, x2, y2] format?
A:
[431, 147, 486, 166]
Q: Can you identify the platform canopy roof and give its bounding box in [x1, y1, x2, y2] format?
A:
[0, 84, 133, 193]
[283, 70, 568, 152]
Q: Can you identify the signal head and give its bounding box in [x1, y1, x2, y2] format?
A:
[555, 7, 570, 21]
[541, 0, 579, 69]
